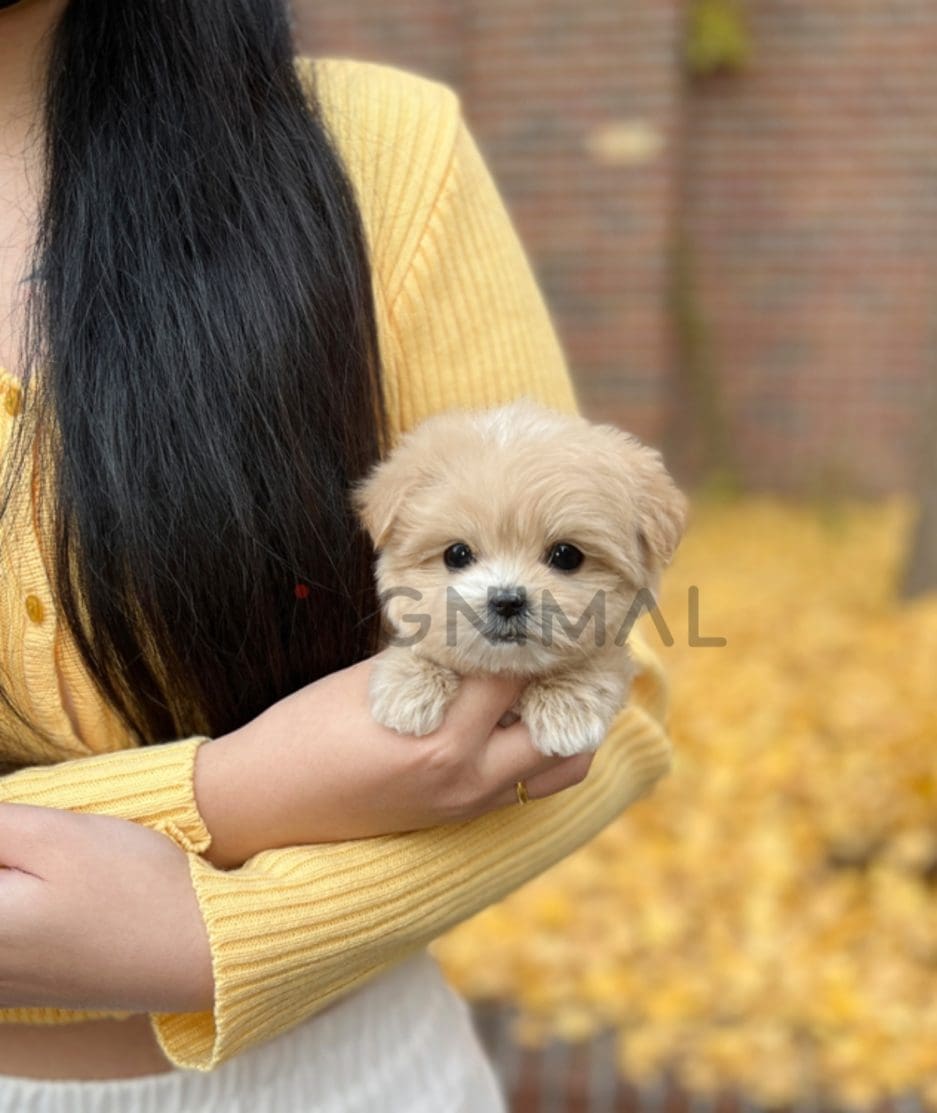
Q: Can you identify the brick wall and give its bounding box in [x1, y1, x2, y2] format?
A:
[292, 1, 936, 494]
[293, 0, 684, 450]
[683, 1, 937, 492]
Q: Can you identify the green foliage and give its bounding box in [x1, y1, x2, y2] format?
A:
[686, 0, 752, 77]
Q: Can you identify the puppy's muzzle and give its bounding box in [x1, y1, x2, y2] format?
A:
[488, 587, 527, 618]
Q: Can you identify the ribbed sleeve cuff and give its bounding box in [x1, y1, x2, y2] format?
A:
[0, 736, 214, 855]
[148, 706, 671, 1071]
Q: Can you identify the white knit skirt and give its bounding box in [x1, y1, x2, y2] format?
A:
[0, 950, 507, 1112]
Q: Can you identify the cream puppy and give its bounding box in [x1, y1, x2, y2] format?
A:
[352, 398, 687, 757]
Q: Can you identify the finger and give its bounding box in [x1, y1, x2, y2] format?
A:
[524, 753, 595, 800]
[443, 672, 528, 743]
[492, 751, 595, 809]
[475, 717, 575, 791]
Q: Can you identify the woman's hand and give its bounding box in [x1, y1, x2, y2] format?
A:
[0, 803, 213, 1014]
[195, 653, 595, 869]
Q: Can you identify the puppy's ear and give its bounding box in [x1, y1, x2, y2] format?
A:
[629, 442, 688, 578]
[351, 460, 402, 550]
[351, 443, 432, 550]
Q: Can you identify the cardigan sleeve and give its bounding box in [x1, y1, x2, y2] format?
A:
[0, 91, 675, 1069]
[150, 683, 670, 1070]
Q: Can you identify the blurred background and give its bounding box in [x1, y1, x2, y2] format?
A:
[293, 2, 937, 1110]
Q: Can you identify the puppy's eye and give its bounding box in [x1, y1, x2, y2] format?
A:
[546, 542, 584, 572]
[443, 542, 475, 570]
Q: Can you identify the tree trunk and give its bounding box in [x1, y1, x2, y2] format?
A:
[901, 368, 937, 598]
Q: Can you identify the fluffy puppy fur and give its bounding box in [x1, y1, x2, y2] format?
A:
[352, 398, 687, 757]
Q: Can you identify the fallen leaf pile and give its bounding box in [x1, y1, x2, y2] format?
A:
[432, 495, 937, 1110]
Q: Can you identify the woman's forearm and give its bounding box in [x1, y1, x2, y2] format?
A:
[191, 661, 557, 870]
[0, 804, 214, 1015]
[193, 712, 319, 870]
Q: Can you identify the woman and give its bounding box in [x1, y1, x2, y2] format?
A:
[0, 0, 673, 1110]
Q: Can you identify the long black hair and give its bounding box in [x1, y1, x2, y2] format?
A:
[0, 0, 387, 771]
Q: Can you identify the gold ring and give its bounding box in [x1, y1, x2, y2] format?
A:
[515, 780, 530, 805]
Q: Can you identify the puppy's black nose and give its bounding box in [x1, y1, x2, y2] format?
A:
[489, 588, 527, 618]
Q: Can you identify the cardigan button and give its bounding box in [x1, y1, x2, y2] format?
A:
[3, 382, 22, 417]
[25, 593, 44, 624]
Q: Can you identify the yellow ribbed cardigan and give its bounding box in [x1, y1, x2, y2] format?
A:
[0, 56, 673, 1070]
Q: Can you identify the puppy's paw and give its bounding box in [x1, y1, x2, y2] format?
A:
[518, 682, 612, 757]
[370, 652, 460, 737]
